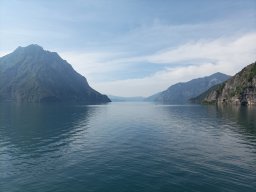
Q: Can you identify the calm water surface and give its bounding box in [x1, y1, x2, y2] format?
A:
[0, 102, 256, 192]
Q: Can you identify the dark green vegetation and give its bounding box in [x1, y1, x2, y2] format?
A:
[0, 44, 110, 104]
[192, 62, 256, 105]
[146, 72, 230, 104]
[190, 83, 225, 104]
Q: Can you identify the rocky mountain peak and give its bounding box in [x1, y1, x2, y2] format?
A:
[191, 61, 256, 105]
[0, 44, 111, 104]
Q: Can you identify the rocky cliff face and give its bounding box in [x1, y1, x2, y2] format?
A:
[195, 62, 256, 105]
[146, 72, 230, 104]
[0, 44, 111, 104]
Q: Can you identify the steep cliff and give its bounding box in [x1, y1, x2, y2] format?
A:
[0, 44, 111, 104]
[192, 62, 256, 105]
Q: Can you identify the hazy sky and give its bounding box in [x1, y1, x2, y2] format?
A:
[1, 0, 256, 96]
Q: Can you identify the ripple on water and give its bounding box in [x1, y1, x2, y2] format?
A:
[0, 103, 256, 192]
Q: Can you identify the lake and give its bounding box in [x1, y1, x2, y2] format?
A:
[0, 102, 256, 192]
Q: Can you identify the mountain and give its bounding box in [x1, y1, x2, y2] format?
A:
[0, 44, 111, 104]
[108, 95, 145, 102]
[191, 62, 256, 105]
[146, 72, 230, 104]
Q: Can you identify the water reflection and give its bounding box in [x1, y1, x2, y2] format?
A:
[0, 103, 95, 153]
[215, 104, 256, 137]
[157, 104, 256, 138]
[0, 102, 255, 192]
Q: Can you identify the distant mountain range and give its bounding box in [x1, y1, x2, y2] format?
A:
[1, 44, 254, 106]
[0, 44, 111, 104]
[191, 62, 256, 105]
[108, 95, 145, 102]
[146, 72, 230, 104]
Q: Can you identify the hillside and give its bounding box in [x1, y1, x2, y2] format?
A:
[192, 62, 256, 105]
[146, 72, 230, 104]
[0, 44, 111, 104]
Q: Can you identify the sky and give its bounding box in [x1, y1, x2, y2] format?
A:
[0, 0, 256, 97]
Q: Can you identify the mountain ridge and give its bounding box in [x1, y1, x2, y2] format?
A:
[146, 72, 230, 104]
[191, 62, 256, 105]
[0, 44, 111, 104]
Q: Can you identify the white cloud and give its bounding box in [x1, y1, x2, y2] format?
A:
[0, 0, 255, 98]
[148, 33, 256, 68]
[110, 12, 255, 54]
[91, 33, 256, 97]
[0, 51, 10, 57]
[59, 51, 132, 82]
[1, 32, 255, 97]
[90, 63, 221, 97]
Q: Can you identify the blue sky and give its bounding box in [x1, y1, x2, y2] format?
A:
[1, 0, 256, 96]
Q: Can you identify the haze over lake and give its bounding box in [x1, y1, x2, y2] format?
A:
[1, 1, 256, 191]
[1, 102, 255, 192]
